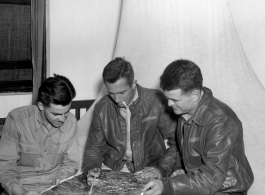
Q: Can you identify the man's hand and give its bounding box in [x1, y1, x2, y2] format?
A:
[86, 168, 101, 186]
[140, 167, 162, 180]
[141, 180, 163, 195]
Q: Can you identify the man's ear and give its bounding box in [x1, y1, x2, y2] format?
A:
[192, 89, 201, 102]
[132, 80, 137, 89]
[37, 102, 45, 111]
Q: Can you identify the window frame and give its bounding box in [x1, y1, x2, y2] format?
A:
[0, 0, 33, 94]
[0, 0, 30, 5]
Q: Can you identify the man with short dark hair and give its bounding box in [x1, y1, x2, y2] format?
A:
[82, 57, 177, 186]
[0, 74, 80, 195]
[142, 59, 254, 195]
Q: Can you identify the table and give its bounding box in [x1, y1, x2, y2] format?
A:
[42, 170, 145, 195]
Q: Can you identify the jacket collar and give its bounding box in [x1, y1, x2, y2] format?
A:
[130, 83, 143, 113]
[186, 87, 213, 126]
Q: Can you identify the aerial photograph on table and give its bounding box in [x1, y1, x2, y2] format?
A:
[42, 170, 147, 195]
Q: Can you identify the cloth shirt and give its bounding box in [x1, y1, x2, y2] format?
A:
[120, 88, 138, 169]
[0, 105, 80, 193]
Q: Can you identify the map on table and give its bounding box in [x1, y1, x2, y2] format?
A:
[42, 170, 147, 195]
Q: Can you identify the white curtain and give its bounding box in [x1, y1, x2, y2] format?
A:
[31, 0, 46, 105]
[78, 0, 265, 194]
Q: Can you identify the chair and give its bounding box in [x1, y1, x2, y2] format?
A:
[70, 100, 94, 120]
[0, 118, 5, 136]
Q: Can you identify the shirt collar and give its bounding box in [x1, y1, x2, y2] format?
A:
[185, 87, 213, 126]
[131, 86, 139, 105]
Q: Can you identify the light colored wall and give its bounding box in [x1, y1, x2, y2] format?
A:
[47, 0, 122, 100]
[0, 94, 31, 117]
[1, 0, 265, 118]
[0, 0, 121, 118]
[229, 0, 265, 87]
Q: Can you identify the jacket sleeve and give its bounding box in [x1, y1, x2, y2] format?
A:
[162, 116, 239, 195]
[56, 121, 80, 181]
[0, 113, 23, 193]
[82, 106, 106, 175]
[155, 97, 178, 177]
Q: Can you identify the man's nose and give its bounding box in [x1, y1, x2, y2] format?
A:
[113, 94, 121, 103]
[168, 99, 174, 107]
[59, 114, 67, 122]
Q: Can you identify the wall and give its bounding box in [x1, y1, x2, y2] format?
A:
[229, 0, 265, 87]
[0, 93, 31, 117]
[1, 0, 265, 116]
[0, 0, 122, 118]
[47, 0, 122, 101]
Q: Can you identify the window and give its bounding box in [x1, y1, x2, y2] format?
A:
[0, 0, 32, 93]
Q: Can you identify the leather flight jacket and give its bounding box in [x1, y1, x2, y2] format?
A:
[161, 87, 254, 195]
[83, 84, 177, 177]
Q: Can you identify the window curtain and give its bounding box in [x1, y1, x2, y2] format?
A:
[31, 0, 46, 104]
[77, 0, 124, 168]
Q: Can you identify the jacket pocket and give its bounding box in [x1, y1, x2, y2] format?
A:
[145, 141, 163, 166]
[18, 142, 41, 167]
[19, 142, 40, 154]
[221, 155, 253, 192]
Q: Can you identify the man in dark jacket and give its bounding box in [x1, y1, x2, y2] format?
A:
[142, 59, 254, 195]
[82, 57, 177, 185]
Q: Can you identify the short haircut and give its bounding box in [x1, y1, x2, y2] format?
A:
[102, 57, 134, 86]
[38, 74, 76, 107]
[160, 59, 203, 94]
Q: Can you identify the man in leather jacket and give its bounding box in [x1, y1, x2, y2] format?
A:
[82, 57, 178, 185]
[142, 59, 254, 195]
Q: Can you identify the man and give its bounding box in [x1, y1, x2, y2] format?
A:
[142, 59, 254, 195]
[82, 57, 177, 185]
[0, 74, 80, 195]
